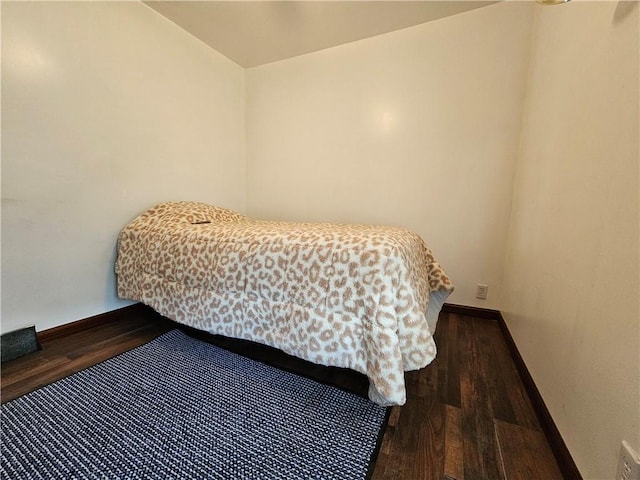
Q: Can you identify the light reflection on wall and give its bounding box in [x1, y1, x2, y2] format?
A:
[381, 111, 394, 132]
[4, 40, 53, 80]
[370, 106, 397, 135]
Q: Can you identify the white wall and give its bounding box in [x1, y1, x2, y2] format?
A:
[501, 2, 639, 478]
[246, 2, 534, 309]
[1, 1, 246, 334]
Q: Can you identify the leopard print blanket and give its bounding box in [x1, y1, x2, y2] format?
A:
[115, 202, 453, 405]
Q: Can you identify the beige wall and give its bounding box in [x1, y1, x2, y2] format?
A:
[501, 2, 639, 478]
[3, 2, 638, 476]
[1, 1, 246, 333]
[246, 2, 534, 309]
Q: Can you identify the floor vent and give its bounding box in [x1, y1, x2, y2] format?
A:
[1, 326, 40, 363]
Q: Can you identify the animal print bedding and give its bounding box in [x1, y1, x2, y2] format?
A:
[115, 202, 453, 405]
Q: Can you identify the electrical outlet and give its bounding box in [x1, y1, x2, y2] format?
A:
[476, 284, 488, 300]
[617, 441, 640, 480]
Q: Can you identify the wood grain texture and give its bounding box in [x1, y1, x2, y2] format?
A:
[0, 307, 566, 479]
[495, 419, 564, 480]
[444, 405, 464, 480]
[1, 307, 174, 402]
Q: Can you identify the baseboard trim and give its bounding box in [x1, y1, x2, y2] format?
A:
[443, 303, 581, 479]
[37, 303, 154, 343]
[442, 303, 501, 319]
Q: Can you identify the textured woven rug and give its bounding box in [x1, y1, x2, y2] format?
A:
[1, 330, 388, 479]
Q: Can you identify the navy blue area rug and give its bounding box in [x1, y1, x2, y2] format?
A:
[0, 330, 388, 480]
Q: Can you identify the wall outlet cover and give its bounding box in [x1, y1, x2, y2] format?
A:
[476, 283, 488, 300]
[617, 441, 640, 480]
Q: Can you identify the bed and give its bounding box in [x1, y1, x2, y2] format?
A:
[115, 202, 453, 406]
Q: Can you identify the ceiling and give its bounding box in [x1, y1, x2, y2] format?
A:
[144, 1, 499, 68]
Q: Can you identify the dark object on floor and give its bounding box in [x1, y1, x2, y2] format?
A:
[1, 326, 40, 363]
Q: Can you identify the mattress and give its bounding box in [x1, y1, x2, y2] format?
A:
[116, 202, 453, 405]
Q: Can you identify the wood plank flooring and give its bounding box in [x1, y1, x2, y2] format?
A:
[1, 308, 564, 480]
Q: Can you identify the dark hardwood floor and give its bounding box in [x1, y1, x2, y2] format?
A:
[1, 307, 564, 480]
